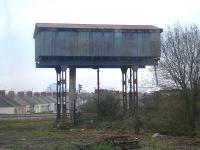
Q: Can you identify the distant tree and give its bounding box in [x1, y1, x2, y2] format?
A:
[160, 24, 200, 132]
[97, 91, 121, 120]
[81, 91, 121, 121]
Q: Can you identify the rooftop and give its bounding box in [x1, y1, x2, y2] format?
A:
[34, 23, 163, 38]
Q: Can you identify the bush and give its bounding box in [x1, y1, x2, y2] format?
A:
[91, 141, 113, 150]
[80, 91, 122, 121]
[58, 119, 71, 130]
[140, 90, 195, 136]
[97, 91, 121, 121]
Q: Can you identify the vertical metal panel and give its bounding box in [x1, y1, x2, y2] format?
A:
[150, 33, 161, 57]
[89, 31, 103, 56]
[35, 30, 161, 58]
[122, 32, 139, 57]
[73, 31, 79, 56]
[54, 32, 65, 56]
[144, 33, 151, 56]
[133, 32, 139, 56]
[43, 31, 53, 57]
[114, 32, 122, 56]
[103, 32, 114, 56]
[138, 33, 150, 56]
[64, 31, 74, 56]
[137, 33, 144, 56]
[77, 31, 89, 56]
[35, 33, 40, 60]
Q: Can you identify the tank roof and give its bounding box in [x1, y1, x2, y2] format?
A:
[34, 23, 163, 38]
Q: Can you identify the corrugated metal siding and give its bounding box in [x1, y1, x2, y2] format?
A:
[150, 32, 161, 56]
[34, 23, 163, 38]
[35, 30, 161, 60]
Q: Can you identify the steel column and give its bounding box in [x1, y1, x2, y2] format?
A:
[69, 68, 76, 125]
[55, 66, 67, 125]
[132, 67, 139, 134]
[97, 68, 100, 116]
[55, 67, 61, 124]
[121, 67, 128, 112]
[61, 67, 67, 120]
[154, 65, 158, 86]
[133, 69, 138, 113]
[129, 68, 133, 111]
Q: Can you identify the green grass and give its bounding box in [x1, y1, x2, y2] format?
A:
[91, 141, 113, 150]
[48, 142, 77, 150]
[0, 119, 54, 137]
[140, 134, 176, 150]
[0, 119, 199, 150]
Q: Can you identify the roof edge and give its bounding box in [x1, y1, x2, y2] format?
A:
[34, 23, 163, 38]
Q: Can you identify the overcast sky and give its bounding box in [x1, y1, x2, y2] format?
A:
[0, 0, 200, 92]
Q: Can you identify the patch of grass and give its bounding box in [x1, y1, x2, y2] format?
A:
[58, 119, 71, 130]
[140, 135, 176, 150]
[0, 119, 54, 137]
[0, 119, 52, 129]
[9, 145, 25, 150]
[48, 142, 77, 150]
[31, 128, 57, 137]
[91, 141, 113, 150]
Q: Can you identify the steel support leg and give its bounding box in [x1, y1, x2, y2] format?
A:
[133, 69, 138, 113]
[61, 67, 67, 120]
[97, 68, 100, 117]
[129, 68, 133, 111]
[132, 67, 139, 134]
[69, 68, 76, 126]
[121, 67, 128, 112]
[55, 67, 62, 124]
[55, 66, 67, 125]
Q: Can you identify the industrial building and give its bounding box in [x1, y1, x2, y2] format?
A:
[34, 23, 162, 130]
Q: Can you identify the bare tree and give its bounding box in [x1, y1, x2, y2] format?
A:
[160, 24, 200, 132]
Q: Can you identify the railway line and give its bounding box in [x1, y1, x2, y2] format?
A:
[0, 113, 56, 121]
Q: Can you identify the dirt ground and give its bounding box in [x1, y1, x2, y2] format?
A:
[0, 119, 122, 150]
[0, 119, 200, 150]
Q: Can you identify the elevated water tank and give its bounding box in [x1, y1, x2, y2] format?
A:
[34, 23, 163, 68]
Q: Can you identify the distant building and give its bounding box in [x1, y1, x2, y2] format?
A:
[46, 83, 57, 92]
[94, 89, 123, 97]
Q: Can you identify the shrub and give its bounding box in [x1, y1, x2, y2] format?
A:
[80, 91, 122, 121]
[140, 90, 195, 136]
[58, 119, 71, 130]
[91, 141, 113, 150]
[97, 91, 121, 121]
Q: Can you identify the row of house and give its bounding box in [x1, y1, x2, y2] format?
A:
[0, 90, 93, 114]
[0, 90, 57, 114]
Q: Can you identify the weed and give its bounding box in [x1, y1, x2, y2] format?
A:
[91, 141, 113, 150]
[58, 119, 71, 130]
[49, 142, 76, 150]
[140, 135, 176, 150]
